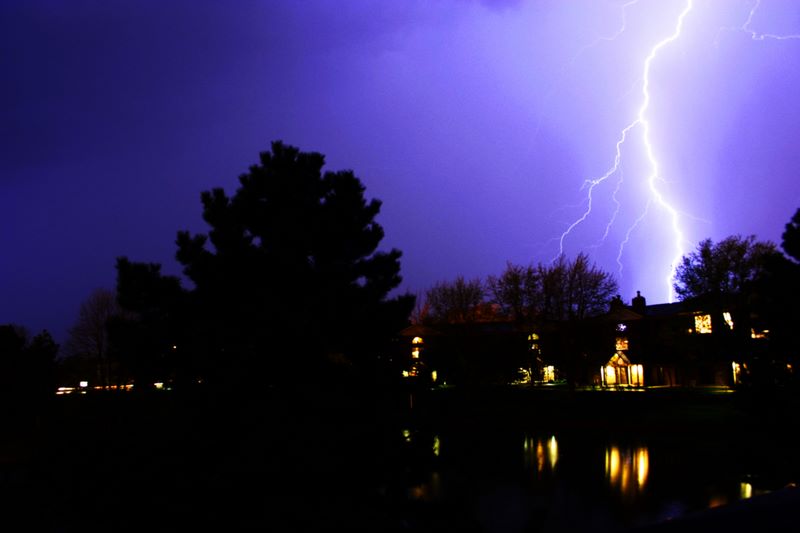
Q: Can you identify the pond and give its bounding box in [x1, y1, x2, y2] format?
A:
[382, 421, 799, 531]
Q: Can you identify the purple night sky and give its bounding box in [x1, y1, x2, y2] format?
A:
[3, 0, 800, 344]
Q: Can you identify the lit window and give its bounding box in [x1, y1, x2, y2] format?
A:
[528, 333, 540, 341]
[723, 312, 734, 330]
[694, 314, 712, 334]
[411, 336, 424, 345]
[543, 365, 555, 382]
[751, 329, 768, 339]
[615, 337, 629, 351]
[411, 347, 420, 359]
[604, 365, 617, 386]
[630, 364, 644, 386]
[732, 361, 742, 385]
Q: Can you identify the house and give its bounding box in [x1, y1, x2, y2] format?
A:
[396, 290, 783, 389]
[589, 291, 777, 388]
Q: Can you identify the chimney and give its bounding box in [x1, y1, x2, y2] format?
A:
[631, 290, 646, 314]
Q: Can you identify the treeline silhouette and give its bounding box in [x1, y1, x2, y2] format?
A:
[61, 141, 415, 395]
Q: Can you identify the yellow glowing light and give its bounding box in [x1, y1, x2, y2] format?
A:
[412, 336, 423, 345]
[411, 347, 420, 359]
[694, 314, 712, 334]
[636, 448, 649, 488]
[740, 482, 753, 499]
[751, 328, 768, 339]
[606, 446, 621, 484]
[548, 436, 558, 470]
[605, 366, 617, 386]
[433, 435, 440, 457]
[630, 364, 644, 386]
[615, 337, 629, 351]
[154, 382, 164, 390]
[528, 333, 540, 341]
[402, 429, 412, 443]
[431, 370, 438, 382]
[606, 445, 649, 496]
[543, 365, 555, 382]
[732, 361, 742, 385]
[402, 370, 410, 378]
[723, 312, 734, 330]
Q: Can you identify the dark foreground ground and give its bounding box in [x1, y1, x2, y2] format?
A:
[1, 385, 799, 531]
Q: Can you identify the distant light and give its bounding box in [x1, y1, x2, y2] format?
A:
[740, 482, 753, 499]
[402, 370, 410, 378]
[636, 448, 649, 488]
[548, 436, 558, 469]
[411, 336, 423, 345]
[723, 312, 734, 330]
[172, 345, 177, 350]
[154, 382, 164, 390]
[732, 362, 742, 385]
[616, 337, 629, 351]
[79, 381, 88, 388]
[694, 314, 712, 334]
[433, 435, 440, 457]
[431, 370, 438, 382]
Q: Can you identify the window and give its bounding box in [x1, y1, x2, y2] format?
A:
[694, 314, 712, 334]
[732, 361, 742, 385]
[528, 332, 540, 352]
[615, 337, 629, 351]
[723, 312, 734, 330]
[630, 364, 644, 386]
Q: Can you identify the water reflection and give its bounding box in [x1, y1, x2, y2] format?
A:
[392, 426, 797, 530]
[408, 471, 442, 502]
[605, 445, 649, 499]
[706, 480, 758, 510]
[524, 435, 558, 474]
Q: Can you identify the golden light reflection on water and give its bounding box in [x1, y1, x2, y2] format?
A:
[524, 435, 559, 474]
[605, 445, 649, 498]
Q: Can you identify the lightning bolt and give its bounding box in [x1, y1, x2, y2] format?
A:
[742, 0, 800, 41]
[558, 0, 694, 302]
[716, 0, 800, 45]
